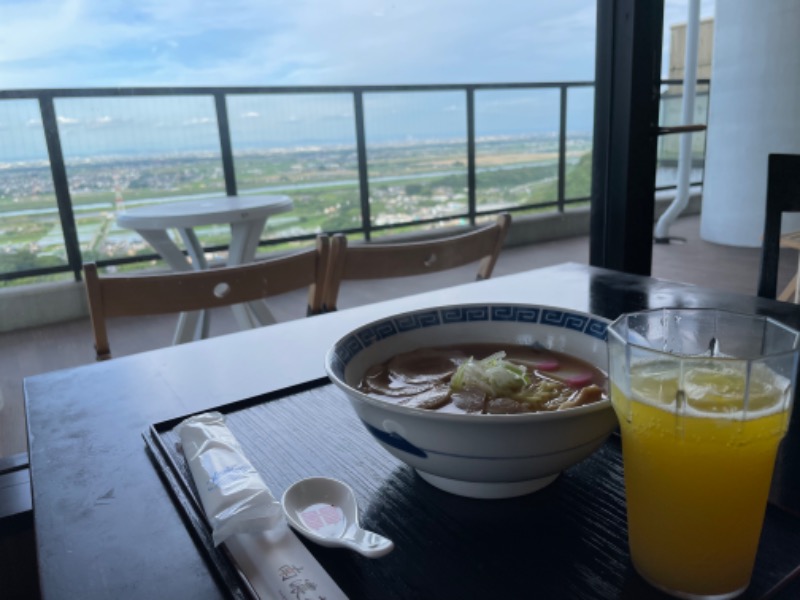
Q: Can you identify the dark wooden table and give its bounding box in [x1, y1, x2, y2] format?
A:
[24, 263, 800, 599]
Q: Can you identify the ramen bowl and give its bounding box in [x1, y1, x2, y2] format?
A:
[325, 303, 617, 499]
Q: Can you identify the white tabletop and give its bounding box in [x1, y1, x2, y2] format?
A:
[114, 193, 295, 343]
[116, 194, 293, 229]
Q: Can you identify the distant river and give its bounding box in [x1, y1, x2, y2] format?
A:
[2, 159, 561, 218]
[242, 159, 559, 194]
[3, 163, 698, 223]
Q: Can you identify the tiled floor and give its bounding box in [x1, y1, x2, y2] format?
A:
[0, 213, 796, 459]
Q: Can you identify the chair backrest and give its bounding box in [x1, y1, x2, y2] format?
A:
[323, 213, 511, 311]
[84, 235, 329, 360]
[757, 154, 800, 299]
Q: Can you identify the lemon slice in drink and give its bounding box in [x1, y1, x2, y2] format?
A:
[683, 362, 785, 414]
[628, 360, 681, 406]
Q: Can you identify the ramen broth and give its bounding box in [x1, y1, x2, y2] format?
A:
[358, 343, 607, 415]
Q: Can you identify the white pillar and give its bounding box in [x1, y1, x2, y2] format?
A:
[700, 0, 800, 248]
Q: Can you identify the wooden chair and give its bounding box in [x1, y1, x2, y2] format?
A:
[757, 154, 800, 300]
[323, 213, 511, 311]
[84, 235, 329, 360]
[775, 231, 800, 303]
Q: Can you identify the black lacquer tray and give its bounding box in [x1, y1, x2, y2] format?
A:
[144, 378, 800, 600]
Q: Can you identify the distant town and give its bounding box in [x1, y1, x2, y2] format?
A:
[0, 133, 593, 282]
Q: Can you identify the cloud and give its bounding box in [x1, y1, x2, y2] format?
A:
[0, 0, 606, 89]
[3, 0, 712, 90]
[57, 115, 80, 125]
[0, 0, 144, 64]
[241, 111, 260, 118]
[81, 115, 119, 128]
[182, 116, 214, 126]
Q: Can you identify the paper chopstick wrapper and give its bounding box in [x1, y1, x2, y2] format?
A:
[177, 412, 348, 600]
[177, 412, 283, 545]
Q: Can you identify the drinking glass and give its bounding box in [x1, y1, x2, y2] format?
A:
[607, 308, 800, 600]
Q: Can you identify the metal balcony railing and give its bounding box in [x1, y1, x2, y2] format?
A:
[0, 80, 708, 284]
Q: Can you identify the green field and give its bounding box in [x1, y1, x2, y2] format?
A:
[0, 135, 592, 284]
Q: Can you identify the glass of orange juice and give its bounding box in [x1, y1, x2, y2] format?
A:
[607, 308, 800, 599]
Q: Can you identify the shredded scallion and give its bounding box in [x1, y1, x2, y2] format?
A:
[450, 352, 529, 397]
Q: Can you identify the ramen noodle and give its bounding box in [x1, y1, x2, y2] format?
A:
[358, 343, 606, 415]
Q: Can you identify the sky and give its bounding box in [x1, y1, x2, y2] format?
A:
[1, 0, 601, 88]
[0, 1, 714, 162]
[0, 0, 715, 89]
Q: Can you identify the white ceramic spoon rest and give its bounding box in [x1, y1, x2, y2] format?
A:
[281, 476, 394, 558]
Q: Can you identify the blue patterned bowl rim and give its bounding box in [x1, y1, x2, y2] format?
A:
[326, 303, 610, 396]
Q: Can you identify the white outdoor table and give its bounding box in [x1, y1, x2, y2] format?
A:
[116, 194, 293, 343]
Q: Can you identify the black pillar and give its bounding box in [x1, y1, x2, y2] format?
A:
[590, 0, 665, 275]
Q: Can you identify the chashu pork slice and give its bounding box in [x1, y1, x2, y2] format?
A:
[361, 348, 465, 397]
